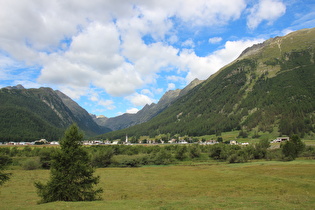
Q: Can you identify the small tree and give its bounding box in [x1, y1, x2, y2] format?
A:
[282, 135, 305, 160]
[0, 155, 12, 186]
[35, 124, 103, 203]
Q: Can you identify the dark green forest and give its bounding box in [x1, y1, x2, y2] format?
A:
[0, 88, 65, 141]
[0, 88, 109, 142]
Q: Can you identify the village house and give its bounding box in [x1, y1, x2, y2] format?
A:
[271, 137, 290, 143]
[205, 140, 218, 145]
[230, 140, 238, 145]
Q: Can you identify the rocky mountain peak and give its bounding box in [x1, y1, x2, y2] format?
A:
[4, 84, 25, 90]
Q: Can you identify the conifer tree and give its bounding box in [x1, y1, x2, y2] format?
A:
[282, 135, 305, 160]
[35, 124, 103, 203]
[0, 155, 12, 186]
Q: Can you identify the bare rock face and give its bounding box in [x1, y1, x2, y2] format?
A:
[4, 84, 25, 90]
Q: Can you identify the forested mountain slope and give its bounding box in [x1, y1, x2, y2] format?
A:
[98, 28, 315, 140]
[0, 86, 111, 141]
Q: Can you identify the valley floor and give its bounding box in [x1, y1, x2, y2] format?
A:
[1, 159, 315, 209]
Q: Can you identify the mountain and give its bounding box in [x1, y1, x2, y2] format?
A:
[98, 27, 315, 140]
[96, 78, 203, 131]
[90, 114, 109, 127]
[0, 86, 111, 141]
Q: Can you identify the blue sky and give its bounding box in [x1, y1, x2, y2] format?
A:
[0, 0, 314, 118]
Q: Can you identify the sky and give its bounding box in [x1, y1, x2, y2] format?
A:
[0, 0, 314, 118]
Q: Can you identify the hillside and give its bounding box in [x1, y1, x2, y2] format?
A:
[96, 78, 203, 131]
[0, 86, 111, 141]
[98, 27, 315, 140]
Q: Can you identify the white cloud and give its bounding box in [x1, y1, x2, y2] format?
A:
[166, 75, 186, 82]
[180, 39, 264, 82]
[167, 83, 176, 91]
[209, 37, 223, 44]
[58, 86, 88, 100]
[174, 0, 246, 26]
[168, 35, 178, 44]
[126, 108, 139, 114]
[247, 0, 286, 30]
[1, 0, 293, 117]
[141, 89, 154, 97]
[281, 29, 294, 36]
[182, 39, 195, 48]
[0, 0, 249, 100]
[98, 100, 116, 110]
[153, 88, 164, 95]
[125, 92, 155, 107]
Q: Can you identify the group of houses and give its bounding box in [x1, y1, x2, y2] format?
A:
[1, 136, 290, 146]
[2, 139, 59, 146]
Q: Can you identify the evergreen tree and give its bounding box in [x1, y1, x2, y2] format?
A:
[282, 135, 305, 160]
[35, 124, 103, 203]
[0, 155, 12, 186]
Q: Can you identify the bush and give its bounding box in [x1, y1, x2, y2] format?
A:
[189, 145, 201, 159]
[39, 149, 54, 169]
[151, 149, 174, 165]
[265, 149, 282, 160]
[281, 135, 305, 160]
[175, 146, 187, 161]
[112, 155, 146, 167]
[300, 146, 315, 159]
[22, 158, 41, 170]
[91, 149, 114, 168]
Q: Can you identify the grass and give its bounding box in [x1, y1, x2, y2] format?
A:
[1, 160, 315, 209]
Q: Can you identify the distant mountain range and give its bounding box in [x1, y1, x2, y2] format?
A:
[0, 86, 111, 141]
[92, 78, 203, 131]
[98, 27, 315, 140]
[2, 27, 314, 141]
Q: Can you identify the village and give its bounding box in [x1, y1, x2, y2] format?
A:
[0, 136, 289, 146]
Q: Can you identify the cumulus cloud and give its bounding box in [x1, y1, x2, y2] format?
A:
[180, 39, 264, 82]
[0, 0, 249, 98]
[98, 100, 116, 110]
[174, 0, 246, 26]
[125, 92, 155, 107]
[1, 0, 292, 116]
[247, 0, 286, 30]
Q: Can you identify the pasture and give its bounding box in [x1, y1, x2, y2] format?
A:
[1, 160, 315, 209]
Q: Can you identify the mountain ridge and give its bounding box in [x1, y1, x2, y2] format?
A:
[95, 78, 203, 131]
[97, 27, 315, 140]
[0, 86, 111, 141]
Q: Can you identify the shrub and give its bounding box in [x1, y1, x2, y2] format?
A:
[91, 149, 114, 168]
[39, 149, 54, 169]
[22, 158, 41, 170]
[175, 146, 188, 161]
[112, 155, 146, 167]
[281, 135, 305, 160]
[189, 145, 201, 159]
[300, 146, 315, 159]
[151, 149, 174, 165]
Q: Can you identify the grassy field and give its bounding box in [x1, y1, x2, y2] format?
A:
[1, 160, 315, 209]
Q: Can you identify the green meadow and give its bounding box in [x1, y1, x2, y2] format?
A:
[1, 160, 315, 209]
